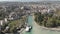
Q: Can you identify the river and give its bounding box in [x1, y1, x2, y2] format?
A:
[22, 15, 60, 34]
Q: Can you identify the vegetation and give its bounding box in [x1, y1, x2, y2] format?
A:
[2, 16, 26, 33]
[0, 11, 5, 20]
[34, 12, 60, 28]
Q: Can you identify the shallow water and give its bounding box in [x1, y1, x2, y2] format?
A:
[23, 15, 60, 34]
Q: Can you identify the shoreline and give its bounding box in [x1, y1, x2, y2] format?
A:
[40, 26, 60, 32]
[33, 15, 60, 32]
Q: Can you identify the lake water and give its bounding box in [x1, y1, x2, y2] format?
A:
[23, 15, 60, 34]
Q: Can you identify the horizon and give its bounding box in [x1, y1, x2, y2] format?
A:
[0, 0, 60, 2]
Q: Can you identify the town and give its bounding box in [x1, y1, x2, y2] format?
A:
[0, 2, 60, 34]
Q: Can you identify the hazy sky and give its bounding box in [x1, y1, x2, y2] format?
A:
[0, 0, 60, 2]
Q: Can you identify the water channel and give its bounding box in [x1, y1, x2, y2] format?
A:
[22, 15, 60, 34]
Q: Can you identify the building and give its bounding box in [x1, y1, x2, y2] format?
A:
[0, 20, 4, 26]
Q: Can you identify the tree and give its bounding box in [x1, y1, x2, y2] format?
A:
[34, 12, 60, 28]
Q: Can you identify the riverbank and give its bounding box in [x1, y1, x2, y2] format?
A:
[22, 15, 60, 34]
[33, 15, 60, 32]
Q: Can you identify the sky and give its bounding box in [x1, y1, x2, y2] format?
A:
[0, 0, 60, 2]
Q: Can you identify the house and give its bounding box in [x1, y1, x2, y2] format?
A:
[8, 17, 14, 20]
[41, 9, 48, 14]
[8, 12, 20, 20]
[46, 9, 54, 16]
[0, 20, 4, 26]
[0, 18, 8, 26]
[4, 18, 8, 23]
[21, 6, 24, 10]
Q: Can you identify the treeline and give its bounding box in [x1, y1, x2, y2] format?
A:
[34, 12, 60, 28]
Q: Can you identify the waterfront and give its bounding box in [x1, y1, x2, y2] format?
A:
[22, 15, 60, 34]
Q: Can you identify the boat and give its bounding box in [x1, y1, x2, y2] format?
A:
[25, 25, 32, 32]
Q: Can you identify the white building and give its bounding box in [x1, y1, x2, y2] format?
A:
[8, 17, 14, 20]
[0, 18, 8, 26]
[4, 18, 8, 23]
[5, 26, 9, 30]
[21, 7, 24, 10]
[47, 9, 54, 13]
[41, 9, 48, 14]
[0, 20, 4, 25]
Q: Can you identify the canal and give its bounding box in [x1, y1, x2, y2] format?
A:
[22, 15, 60, 34]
